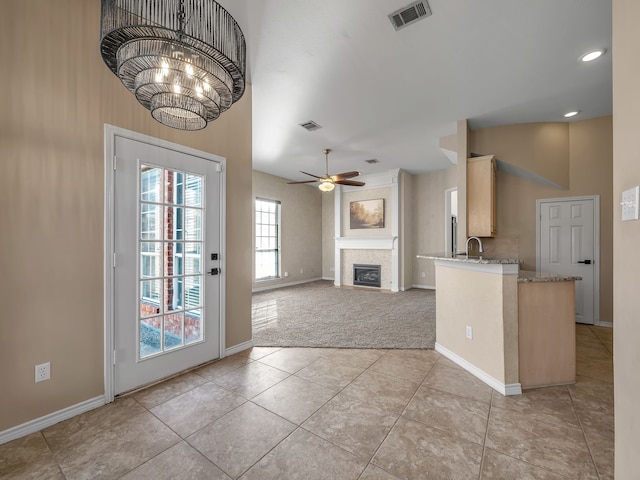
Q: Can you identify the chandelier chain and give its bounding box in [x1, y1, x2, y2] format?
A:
[177, 0, 186, 42]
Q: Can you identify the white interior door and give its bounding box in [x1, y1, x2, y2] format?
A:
[114, 135, 222, 395]
[538, 197, 598, 324]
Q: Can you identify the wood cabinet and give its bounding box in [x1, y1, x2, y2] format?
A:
[467, 155, 496, 237]
[518, 280, 576, 388]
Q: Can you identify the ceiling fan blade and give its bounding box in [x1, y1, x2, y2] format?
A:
[330, 171, 360, 181]
[335, 179, 366, 187]
[287, 179, 318, 184]
[300, 170, 322, 179]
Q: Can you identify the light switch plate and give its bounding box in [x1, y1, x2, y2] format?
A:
[621, 186, 639, 221]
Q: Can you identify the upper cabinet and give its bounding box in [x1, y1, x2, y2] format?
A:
[467, 155, 496, 237]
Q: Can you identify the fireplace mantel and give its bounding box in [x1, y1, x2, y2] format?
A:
[333, 169, 401, 292]
[335, 236, 397, 250]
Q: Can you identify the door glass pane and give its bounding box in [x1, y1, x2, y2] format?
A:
[140, 280, 161, 318]
[185, 174, 203, 207]
[141, 166, 162, 202]
[140, 317, 162, 357]
[164, 242, 184, 277]
[184, 243, 202, 274]
[165, 207, 184, 240]
[140, 242, 162, 278]
[164, 277, 183, 313]
[139, 165, 205, 359]
[165, 170, 184, 205]
[141, 204, 162, 240]
[184, 208, 202, 241]
[164, 312, 184, 350]
[185, 310, 202, 344]
[185, 275, 201, 309]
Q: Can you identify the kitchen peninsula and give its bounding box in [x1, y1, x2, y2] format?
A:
[418, 253, 580, 395]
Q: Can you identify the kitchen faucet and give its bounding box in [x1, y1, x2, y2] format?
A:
[465, 236, 484, 258]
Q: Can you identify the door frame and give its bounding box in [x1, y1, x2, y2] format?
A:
[444, 187, 458, 253]
[104, 124, 227, 403]
[535, 195, 600, 325]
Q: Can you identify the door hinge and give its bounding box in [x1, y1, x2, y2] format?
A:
[113, 349, 116, 365]
[113, 253, 117, 268]
[113, 155, 117, 170]
[216, 163, 222, 172]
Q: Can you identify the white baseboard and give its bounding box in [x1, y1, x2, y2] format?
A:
[225, 339, 255, 356]
[321, 276, 335, 281]
[412, 284, 436, 290]
[595, 321, 613, 328]
[0, 395, 106, 446]
[435, 343, 522, 396]
[252, 277, 323, 293]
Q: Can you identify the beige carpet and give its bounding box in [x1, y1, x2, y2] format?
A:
[252, 280, 435, 349]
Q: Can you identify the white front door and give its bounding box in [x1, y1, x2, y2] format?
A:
[113, 135, 222, 395]
[538, 197, 599, 324]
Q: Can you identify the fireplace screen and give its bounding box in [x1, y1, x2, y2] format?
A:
[353, 264, 381, 288]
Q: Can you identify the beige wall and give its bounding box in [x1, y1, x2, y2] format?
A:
[322, 192, 335, 279]
[613, 0, 640, 476]
[0, 0, 252, 432]
[435, 265, 519, 385]
[472, 116, 613, 323]
[252, 172, 323, 289]
[456, 120, 470, 249]
[412, 166, 458, 287]
[400, 170, 414, 290]
[471, 122, 570, 189]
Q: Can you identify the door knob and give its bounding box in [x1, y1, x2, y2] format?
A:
[577, 260, 592, 265]
[209, 267, 220, 275]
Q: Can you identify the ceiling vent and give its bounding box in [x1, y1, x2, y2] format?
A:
[389, 1, 432, 31]
[299, 120, 322, 131]
[364, 159, 379, 164]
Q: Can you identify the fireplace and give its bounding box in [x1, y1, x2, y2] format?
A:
[353, 264, 381, 288]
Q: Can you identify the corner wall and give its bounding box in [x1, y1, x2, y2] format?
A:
[412, 166, 457, 287]
[252, 172, 323, 289]
[471, 116, 613, 323]
[322, 192, 335, 279]
[612, 0, 640, 475]
[0, 0, 252, 432]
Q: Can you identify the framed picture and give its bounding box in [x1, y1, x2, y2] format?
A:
[350, 199, 385, 229]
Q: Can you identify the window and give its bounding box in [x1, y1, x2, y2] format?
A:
[255, 198, 281, 280]
[138, 165, 205, 357]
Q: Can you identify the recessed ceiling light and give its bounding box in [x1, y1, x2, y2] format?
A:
[564, 111, 580, 118]
[579, 49, 606, 62]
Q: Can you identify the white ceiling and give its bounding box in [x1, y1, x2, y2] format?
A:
[219, 0, 612, 181]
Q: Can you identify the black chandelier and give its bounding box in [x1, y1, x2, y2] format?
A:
[100, 0, 246, 131]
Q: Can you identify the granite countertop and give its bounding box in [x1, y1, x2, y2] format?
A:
[517, 270, 582, 283]
[416, 253, 521, 265]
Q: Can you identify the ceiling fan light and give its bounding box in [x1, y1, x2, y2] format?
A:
[319, 181, 335, 192]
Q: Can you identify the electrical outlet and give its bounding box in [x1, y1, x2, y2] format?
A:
[284, 272, 289, 277]
[35, 362, 51, 383]
[300, 268, 304, 274]
[330, 267, 335, 272]
[465, 326, 473, 340]
[421, 272, 426, 278]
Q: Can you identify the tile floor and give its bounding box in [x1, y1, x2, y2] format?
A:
[1, 325, 613, 479]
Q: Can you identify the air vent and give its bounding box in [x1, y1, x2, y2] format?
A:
[299, 120, 322, 131]
[389, 0, 432, 31]
[364, 159, 379, 164]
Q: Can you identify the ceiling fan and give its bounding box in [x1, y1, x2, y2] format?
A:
[287, 149, 365, 192]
